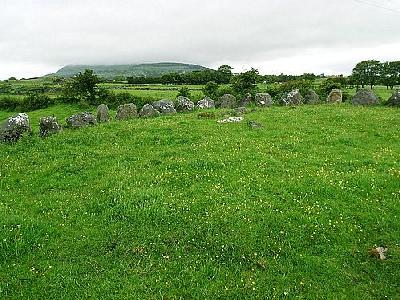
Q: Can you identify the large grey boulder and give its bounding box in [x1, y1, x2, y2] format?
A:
[66, 112, 96, 128]
[97, 104, 110, 123]
[255, 93, 273, 107]
[197, 97, 215, 109]
[387, 91, 400, 106]
[281, 89, 303, 105]
[39, 116, 62, 137]
[116, 103, 138, 120]
[304, 89, 320, 104]
[219, 94, 237, 108]
[327, 89, 342, 103]
[152, 99, 176, 115]
[0, 113, 31, 143]
[352, 89, 379, 105]
[176, 96, 195, 112]
[139, 104, 160, 118]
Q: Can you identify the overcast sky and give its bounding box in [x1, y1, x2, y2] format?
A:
[1, 0, 400, 79]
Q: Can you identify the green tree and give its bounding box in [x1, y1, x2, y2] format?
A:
[217, 65, 233, 84]
[63, 69, 100, 104]
[202, 81, 219, 99]
[352, 60, 381, 88]
[232, 68, 259, 98]
[177, 86, 191, 98]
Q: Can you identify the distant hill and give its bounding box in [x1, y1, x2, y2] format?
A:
[52, 62, 209, 79]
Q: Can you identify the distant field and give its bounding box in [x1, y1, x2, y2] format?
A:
[0, 104, 399, 299]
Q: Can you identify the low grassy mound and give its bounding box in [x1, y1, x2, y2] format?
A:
[0, 105, 399, 298]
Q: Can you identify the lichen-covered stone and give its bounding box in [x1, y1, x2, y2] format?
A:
[139, 104, 160, 118]
[219, 94, 237, 108]
[152, 99, 176, 115]
[39, 116, 62, 137]
[327, 89, 343, 103]
[255, 93, 273, 107]
[281, 89, 303, 105]
[176, 96, 195, 112]
[217, 117, 244, 124]
[304, 89, 320, 104]
[0, 113, 31, 143]
[197, 97, 215, 109]
[97, 104, 110, 122]
[387, 91, 400, 106]
[352, 89, 379, 105]
[66, 112, 96, 128]
[116, 103, 138, 120]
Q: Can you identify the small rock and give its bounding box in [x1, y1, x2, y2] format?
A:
[369, 247, 388, 260]
[352, 89, 379, 105]
[304, 89, 320, 104]
[197, 97, 215, 109]
[0, 113, 31, 143]
[387, 91, 400, 106]
[66, 112, 96, 128]
[139, 104, 160, 118]
[176, 96, 195, 112]
[217, 117, 244, 124]
[153, 99, 177, 115]
[116, 103, 138, 120]
[281, 89, 303, 105]
[233, 107, 247, 116]
[327, 89, 343, 103]
[39, 116, 62, 137]
[97, 104, 110, 122]
[219, 94, 237, 108]
[248, 120, 263, 129]
[255, 93, 273, 107]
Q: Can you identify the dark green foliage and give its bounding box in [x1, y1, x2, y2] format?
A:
[319, 79, 342, 98]
[62, 69, 100, 105]
[19, 93, 55, 111]
[232, 68, 260, 98]
[0, 96, 21, 111]
[197, 111, 216, 119]
[177, 87, 191, 98]
[202, 81, 219, 99]
[216, 85, 235, 98]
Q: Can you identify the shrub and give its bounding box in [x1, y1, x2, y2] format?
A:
[0, 96, 21, 111]
[177, 87, 191, 98]
[19, 93, 55, 111]
[216, 85, 235, 98]
[202, 81, 219, 99]
[319, 79, 342, 98]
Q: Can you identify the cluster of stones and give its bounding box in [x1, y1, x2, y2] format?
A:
[1, 89, 399, 143]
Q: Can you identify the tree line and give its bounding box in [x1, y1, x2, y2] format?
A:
[351, 60, 400, 89]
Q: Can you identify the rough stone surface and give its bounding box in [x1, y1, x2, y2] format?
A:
[281, 89, 303, 105]
[248, 120, 263, 129]
[139, 104, 160, 118]
[116, 103, 138, 120]
[197, 97, 215, 109]
[0, 113, 31, 142]
[66, 112, 96, 128]
[239, 93, 253, 107]
[304, 89, 320, 104]
[255, 93, 273, 107]
[217, 116, 244, 124]
[387, 91, 400, 106]
[176, 96, 195, 112]
[352, 89, 379, 105]
[97, 104, 110, 122]
[327, 89, 343, 103]
[152, 99, 177, 114]
[233, 107, 247, 116]
[39, 116, 62, 137]
[219, 94, 237, 108]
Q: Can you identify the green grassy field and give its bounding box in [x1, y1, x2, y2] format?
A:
[1, 104, 399, 299]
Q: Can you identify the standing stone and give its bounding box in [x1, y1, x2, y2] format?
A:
[304, 89, 320, 104]
[66, 112, 96, 128]
[39, 116, 62, 137]
[176, 96, 195, 112]
[139, 104, 160, 118]
[281, 89, 303, 105]
[0, 113, 31, 143]
[387, 91, 400, 106]
[197, 97, 215, 109]
[116, 103, 138, 120]
[255, 93, 273, 107]
[219, 94, 237, 108]
[352, 89, 379, 105]
[327, 89, 343, 103]
[152, 99, 177, 115]
[97, 104, 110, 123]
[239, 93, 253, 107]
